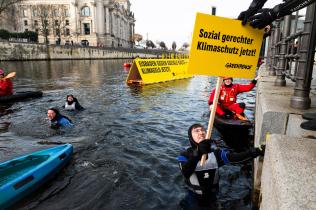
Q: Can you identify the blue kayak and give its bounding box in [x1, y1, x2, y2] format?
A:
[0, 144, 73, 209]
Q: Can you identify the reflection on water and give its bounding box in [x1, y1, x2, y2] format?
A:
[0, 60, 256, 210]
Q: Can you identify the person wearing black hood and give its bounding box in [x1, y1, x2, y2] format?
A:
[47, 108, 74, 129]
[208, 77, 258, 119]
[178, 123, 265, 209]
[63, 95, 84, 111]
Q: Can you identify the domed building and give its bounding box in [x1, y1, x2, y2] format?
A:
[3, 0, 135, 47]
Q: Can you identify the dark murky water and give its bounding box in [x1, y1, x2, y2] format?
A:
[0, 60, 256, 210]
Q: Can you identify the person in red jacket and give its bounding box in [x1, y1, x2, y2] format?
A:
[0, 69, 13, 96]
[208, 77, 258, 118]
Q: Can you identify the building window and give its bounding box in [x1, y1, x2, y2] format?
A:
[44, 20, 49, 25]
[83, 23, 90, 35]
[24, 20, 28, 26]
[25, 29, 28, 32]
[55, 20, 59, 25]
[32, 9, 38, 17]
[34, 20, 38, 26]
[66, 20, 69, 26]
[64, 9, 70, 17]
[53, 9, 59, 17]
[23, 9, 27, 17]
[44, 9, 48, 16]
[35, 28, 39, 33]
[65, 28, 70, 36]
[81, 7, 90, 16]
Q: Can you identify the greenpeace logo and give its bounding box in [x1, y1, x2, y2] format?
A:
[225, 63, 252, 70]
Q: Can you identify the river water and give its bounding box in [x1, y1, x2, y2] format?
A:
[0, 60, 256, 210]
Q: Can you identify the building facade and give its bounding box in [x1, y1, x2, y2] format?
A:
[1, 0, 135, 47]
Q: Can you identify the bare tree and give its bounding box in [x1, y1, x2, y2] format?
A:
[182, 42, 189, 49]
[33, 5, 69, 45]
[52, 5, 69, 44]
[0, 0, 23, 15]
[34, 4, 53, 44]
[146, 40, 155, 49]
[172, 41, 177, 51]
[133, 33, 143, 43]
[159, 41, 167, 50]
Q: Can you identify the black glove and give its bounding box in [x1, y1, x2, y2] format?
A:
[249, 8, 277, 29]
[198, 140, 211, 155]
[250, 145, 266, 157]
[238, 0, 267, 25]
[50, 121, 60, 129]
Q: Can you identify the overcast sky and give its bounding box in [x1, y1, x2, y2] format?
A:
[130, 0, 283, 48]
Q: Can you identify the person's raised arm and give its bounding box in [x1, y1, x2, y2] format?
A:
[249, 0, 316, 29]
[238, 0, 268, 25]
[215, 145, 265, 166]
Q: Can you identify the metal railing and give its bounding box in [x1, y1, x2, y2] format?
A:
[266, 3, 316, 109]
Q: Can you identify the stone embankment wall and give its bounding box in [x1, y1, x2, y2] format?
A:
[0, 41, 164, 61]
[254, 65, 316, 209]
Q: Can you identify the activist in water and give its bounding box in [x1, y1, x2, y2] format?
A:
[178, 123, 265, 209]
[208, 76, 258, 119]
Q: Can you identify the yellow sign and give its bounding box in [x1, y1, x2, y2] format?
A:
[126, 58, 192, 85]
[188, 13, 264, 78]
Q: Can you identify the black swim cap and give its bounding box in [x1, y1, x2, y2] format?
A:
[188, 123, 204, 148]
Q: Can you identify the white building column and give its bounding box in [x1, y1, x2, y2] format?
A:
[96, 0, 105, 36]
[92, 3, 97, 34]
[105, 7, 110, 35]
[70, 2, 78, 43]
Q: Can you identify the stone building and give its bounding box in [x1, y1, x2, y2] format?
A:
[1, 0, 135, 47]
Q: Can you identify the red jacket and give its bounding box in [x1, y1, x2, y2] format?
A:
[0, 79, 13, 96]
[208, 81, 256, 107]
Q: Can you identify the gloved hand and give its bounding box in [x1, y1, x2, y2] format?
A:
[238, 0, 267, 25]
[255, 75, 261, 81]
[250, 145, 266, 157]
[198, 140, 211, 155]
[249, 8, 277, 29]
[263, 24, 272, 38]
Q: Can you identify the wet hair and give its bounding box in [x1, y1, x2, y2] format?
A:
[66, 94, 74, 100]
[48, 107, 60, 115]
[48, 107, 72, 123]
[188, 123, 204, 148]
[66, 94, 78, 103]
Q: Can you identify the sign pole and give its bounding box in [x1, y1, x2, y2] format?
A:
[200, 76, 222, 166]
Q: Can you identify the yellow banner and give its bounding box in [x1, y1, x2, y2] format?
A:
[188, 13, 264, 78]
[126, 58, 192, 85]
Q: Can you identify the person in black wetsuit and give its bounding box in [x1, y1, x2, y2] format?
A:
[178, 123, 265, 209]
[63, 95, 84, 111]
[238, 0, 316, 29]
[47, 108, 73, 129]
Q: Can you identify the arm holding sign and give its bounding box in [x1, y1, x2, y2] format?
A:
[239, 0, 316, 29]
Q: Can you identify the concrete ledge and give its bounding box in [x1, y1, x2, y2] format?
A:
[253, 65, 316, 205]
[260, 134, 316, 210]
